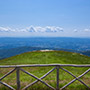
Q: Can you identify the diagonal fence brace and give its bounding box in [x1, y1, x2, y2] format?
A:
[20, 68, 55, 90]
[0, 68, 16, 90]
[0, 80, 15, 90]
[60, 67, 90, 89]
[0, 68, 16, 81]
[22, 67, 56, 90]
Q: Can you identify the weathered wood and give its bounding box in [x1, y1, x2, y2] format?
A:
[0, 64, 90, 90]
[56, 66, 59, 90]
[16, 67, 20, 90]
[60, 68, 90, 89]
[0, 81, 15, 90]
[0, 68, 16, 81]
[22, 67, 56, 90]
[0, 64, 90, 68]
[20, 68, 55, 90]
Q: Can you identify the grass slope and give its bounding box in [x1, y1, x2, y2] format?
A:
[0, 51, 90, 90]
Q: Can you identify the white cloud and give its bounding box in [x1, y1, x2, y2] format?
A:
[19, 26, 64, 33]
[35, 26, 45, 32]
[84, 29, 90, 32]
[26, 26, 36, 32]
[0, 26, 64, 33]
[0, 27, 16, 32]
[73, 29, 78, 32]
[44, 26, 63, 32]
[0, 27, 10, 32]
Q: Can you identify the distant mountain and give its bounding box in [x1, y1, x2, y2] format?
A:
[0, 46, 51, 59]
[0, 46, 90, 60]
[81, 51, 90, 57]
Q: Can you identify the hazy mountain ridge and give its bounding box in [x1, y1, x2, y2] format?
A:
[0, 37, 90, 59]
[0, 46, 45, 59]
[81, 51, 90, 57]
[0, 46, 90, 60]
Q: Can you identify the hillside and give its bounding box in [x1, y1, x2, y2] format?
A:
[0, 51, 90, 90]
[0, 50, 90, 65]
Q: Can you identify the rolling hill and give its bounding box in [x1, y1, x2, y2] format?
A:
[0, 51, 90, 90]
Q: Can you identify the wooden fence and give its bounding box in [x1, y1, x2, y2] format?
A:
[0, 64, 90, 90]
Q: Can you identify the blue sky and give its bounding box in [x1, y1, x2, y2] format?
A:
[0, 0, 90, 37]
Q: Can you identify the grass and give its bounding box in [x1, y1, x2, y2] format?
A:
[0, 51, 90, 90]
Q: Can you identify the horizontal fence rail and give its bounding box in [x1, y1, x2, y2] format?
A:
[0, 64, 90, 90]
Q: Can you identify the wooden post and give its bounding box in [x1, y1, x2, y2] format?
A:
[16, 67, 20, 90]
[56, 66, 59, 90]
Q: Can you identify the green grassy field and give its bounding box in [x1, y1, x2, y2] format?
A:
[0, 51, 90, 90]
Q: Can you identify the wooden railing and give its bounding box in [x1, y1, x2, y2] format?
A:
[0, 64, 90, 90]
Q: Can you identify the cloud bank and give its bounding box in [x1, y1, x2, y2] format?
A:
[0, 26, 64, 33]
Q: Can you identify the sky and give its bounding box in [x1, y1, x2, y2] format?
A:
[0, 0, 90, 37]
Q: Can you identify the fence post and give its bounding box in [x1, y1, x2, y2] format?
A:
[56, 66, 59, 90]
[16, 67, 20, 90]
